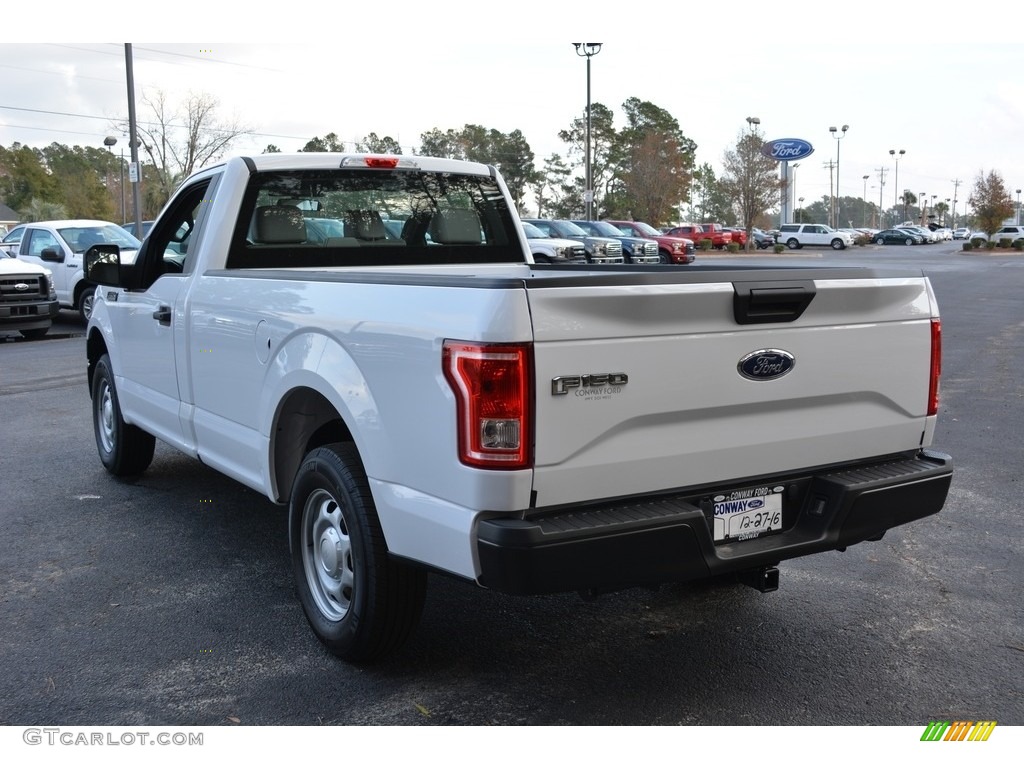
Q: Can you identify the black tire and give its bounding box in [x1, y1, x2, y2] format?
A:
[830, 238, 845, 250]
[91, 353, 156, 475]
[290, 443, 426, 662]
[77, 285, 96, 323]
[659, 249, 671, 264]
[19, 327, 49, 340]
[875, 237, 885, 245]
[786, 238, 800, 250]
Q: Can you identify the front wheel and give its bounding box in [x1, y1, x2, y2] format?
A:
[875, 237, 885, 245]
[830, 239, 845, 250]
[91, 353, 155, 475]
[77, 286, 96, 323]
[290, 443, 426, 662]
[786, 238, 800, 250]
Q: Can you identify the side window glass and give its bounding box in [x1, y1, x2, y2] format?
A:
[137, 175, 218, 287]
[27, 230, 58, 257]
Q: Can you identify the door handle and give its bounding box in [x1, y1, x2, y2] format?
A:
[152, 305, 171, 325]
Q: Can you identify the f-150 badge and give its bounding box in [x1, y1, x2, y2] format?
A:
[738, 350, 795, 381]
[551, 373, 628, 396]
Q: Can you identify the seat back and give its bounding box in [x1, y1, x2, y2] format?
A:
[345, 210, 388, 241]
[428, 208, 482, 244]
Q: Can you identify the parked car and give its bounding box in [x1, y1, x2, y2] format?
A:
[990, 225, 1024, 243]
[520, 221, 588, 264]
[521, 219, 623, 264]
[874, 229, 923, 245]
[776, 223, 854, 250]
[1, 220, 140, 320]
[0, 251, 60, 339]
[750, 228, 776, 249]
[952, 227, 970, 240]
[665, 224, 730, 250]
[604, 220, 696, 264]
[899, 225, 939, 243]
[570, 220, 660, 264]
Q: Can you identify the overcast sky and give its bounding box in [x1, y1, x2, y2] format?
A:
[3, 2, 1022, 221]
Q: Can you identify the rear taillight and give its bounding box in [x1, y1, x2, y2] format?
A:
[928, 318, 941, 417]
[443, 341, 532, 469]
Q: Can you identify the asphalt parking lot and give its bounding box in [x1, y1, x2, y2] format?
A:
[1, 241, 1022, 727]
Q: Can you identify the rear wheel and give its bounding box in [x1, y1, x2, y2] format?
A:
[91, 353, 155, 475]
[290, 443, 426, 662]
[905, 238, 914, 246]
[786, 238, 799, 250]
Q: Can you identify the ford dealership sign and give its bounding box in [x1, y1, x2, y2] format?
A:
[761, 139, 814, 161]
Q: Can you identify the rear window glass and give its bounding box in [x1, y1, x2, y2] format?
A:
[228, 168, 524, 268]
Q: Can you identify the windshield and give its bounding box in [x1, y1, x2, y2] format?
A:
[57, 224, 141, 253]
[521, 222, 547, 238]
[629, 221, 661, 237]
[584, 220, 626, 238]
[554, 220, 588, 237]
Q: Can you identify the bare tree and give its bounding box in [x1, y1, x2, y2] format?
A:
[127, 89, 252, 206]
[721, 129, 781, 249]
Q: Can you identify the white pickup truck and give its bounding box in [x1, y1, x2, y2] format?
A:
[84, 153, 953, 661]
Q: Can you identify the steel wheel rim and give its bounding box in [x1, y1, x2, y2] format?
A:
[81, 292, 94, 320]
[302, 488, 354, 622]
[98, 380, 116, 454]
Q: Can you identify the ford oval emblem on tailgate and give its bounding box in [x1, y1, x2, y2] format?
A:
[738, 349, 795, 381]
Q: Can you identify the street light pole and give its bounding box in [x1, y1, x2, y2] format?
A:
[1017, 189, 1022, 225]
[920, 192, 927, 225]
[829, 124, 848, 228]
[573, 43, 603, 221]
[798, 197, 804, 223]
[889, 149, 905, 226]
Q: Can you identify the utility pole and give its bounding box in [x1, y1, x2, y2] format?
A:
[876, 167, 888, 227]
[823, 160, 835, 227]
[950, 178, 962, 228]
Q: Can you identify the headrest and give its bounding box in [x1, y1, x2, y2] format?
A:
[254, 205, 306, 244]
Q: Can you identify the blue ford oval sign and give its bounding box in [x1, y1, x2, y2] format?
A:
[761, 139, 814, 161]
[738, 349, 795, 381]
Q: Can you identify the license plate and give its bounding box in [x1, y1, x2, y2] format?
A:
[711, 485, 784, 542]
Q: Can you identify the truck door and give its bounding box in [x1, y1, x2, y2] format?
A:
[106, 176, 219, 449]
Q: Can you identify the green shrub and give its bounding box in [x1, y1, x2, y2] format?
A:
[970, 237, 986, 248]
[985, 239, 996, 250]
[998, 237, 1013, 248]
[854, 234, 869, 246]
[962, 241, 974, 251]
[773, 243, 785, 254]
[699, 238, 713, 251]
[1014, 239, 1024, 251]
[726, 242, 740, 253]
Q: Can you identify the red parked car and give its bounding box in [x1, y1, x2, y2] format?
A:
[603, 220, 695, 264]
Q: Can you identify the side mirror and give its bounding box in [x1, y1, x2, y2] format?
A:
[40, 246, 64, 263]
[85, 244, 122, 286]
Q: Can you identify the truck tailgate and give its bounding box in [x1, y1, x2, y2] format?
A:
[527, 271, 937, 508]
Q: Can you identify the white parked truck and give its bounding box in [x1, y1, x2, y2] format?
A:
[84, 153, 953, 661]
